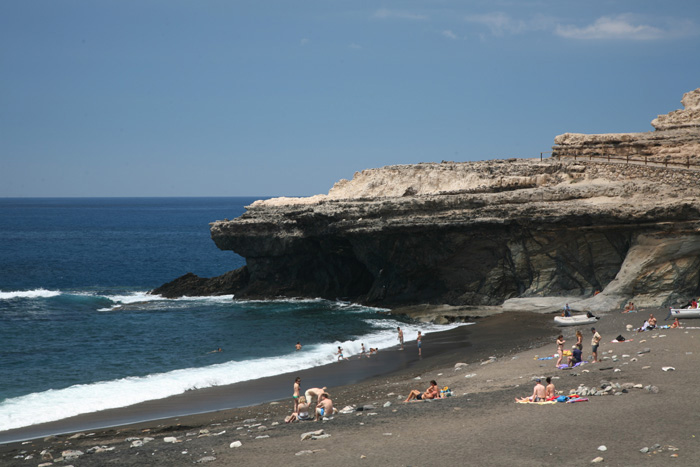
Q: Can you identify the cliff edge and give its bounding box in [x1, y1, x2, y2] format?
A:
[154, 89, 700, 316]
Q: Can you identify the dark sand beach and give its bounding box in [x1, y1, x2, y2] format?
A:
[2, 310, 699, 466]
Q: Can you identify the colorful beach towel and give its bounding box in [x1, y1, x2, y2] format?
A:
[515, 400, 557, 405]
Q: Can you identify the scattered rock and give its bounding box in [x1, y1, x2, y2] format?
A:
[68, 433, 85, 440]
[598, 445, 607, 451]
[296, 450, 314, 456]
[197, 456, 216, 463]
[38, 463, 53, 467]
[230, 441, 242, 448]
[163, 437, 179, 443]
[591, 456, 604, 463]
[454, 362, 468, 369]
[640, 447, 649, 453]
[243, 418, 257, 424]
[255, 435, 270, 439]
[301, 430, 325, 441]
[638, 348, 651, 354]
[662, 367, 675, 371]
[312, 434, 331, 440]
[61, 450, 84, 460]
[130, 440, 143, 448]
[383, 402, 392, 408]
[465, 373, 477, 378]
[414, 376, 422, 380]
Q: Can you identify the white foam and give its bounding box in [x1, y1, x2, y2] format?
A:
[0, 319, 470, 432]
[97, 293, 237, 311]
[0, 289, 61, 300]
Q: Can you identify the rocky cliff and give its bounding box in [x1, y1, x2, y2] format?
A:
[154, 89, 700, 316]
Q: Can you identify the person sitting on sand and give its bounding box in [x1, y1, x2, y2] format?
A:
[285, 396, 311, 423]
[305, 387, 327, 404]
[369, 347, 379, 355]
[555, 335, 566, 367]
[315, 393, 334, 421]
[516, 378, 546, 402]
[545, 377, 556, 400]
[567, 344, 582, 367]
[671, 317, 680, 329]
[648, 313, 657, 329]
[404, 380, 440, 402]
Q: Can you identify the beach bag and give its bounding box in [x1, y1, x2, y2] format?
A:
[616, 334, 626, 342]
[556, 395, 569, 402]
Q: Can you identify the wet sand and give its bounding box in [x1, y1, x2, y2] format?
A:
[3, 310, 698, 466]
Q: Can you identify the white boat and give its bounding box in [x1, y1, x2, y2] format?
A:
[667, 308, 700, 319]
[554, 314, 600, 326]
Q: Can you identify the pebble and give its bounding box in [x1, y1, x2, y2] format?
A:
[662, 366, 675, 371]
[255, 435, 270, 439]
[230, 441, 242, 448]
[383, 402, 392, 407]
[598, 445, 607, 451]
[163, 437, 179, 443]
[465, 373, 477, 378]
[591, 456, 604, 463]
[131, 440, 144, 448]
[640, 447, 649, 453]
[414, 376, 422, 380]
[196, 456, 216, 463]
[61, 450, 84, 460]
[295, 450, 314, 456]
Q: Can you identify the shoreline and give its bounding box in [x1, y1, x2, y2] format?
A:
[5, 308, 697, 466]
[0, 312, 552, 445]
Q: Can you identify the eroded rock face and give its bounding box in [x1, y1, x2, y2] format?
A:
[552, 88, 700, 164]
[155, 158, 700, 310]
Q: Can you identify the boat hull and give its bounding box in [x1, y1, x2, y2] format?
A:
[668, 308, 700, 319]
[554, 315, 600, 326]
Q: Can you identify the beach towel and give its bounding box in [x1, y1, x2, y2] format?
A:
[515, 400, 557, 405]
[557, 361, 585, 370]
[566, 397, 589, 403]
[536, 356, 555, 360]
[610, 338, 634, 343]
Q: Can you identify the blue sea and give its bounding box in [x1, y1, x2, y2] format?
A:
[0, 198, 458, 433]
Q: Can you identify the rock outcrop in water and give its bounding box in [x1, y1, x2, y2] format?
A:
[154, 89, 700, 315]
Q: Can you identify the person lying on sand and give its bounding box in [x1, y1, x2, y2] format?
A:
[404, 380, 440, 402]
[516, 378, 546, 402]
[369, 347, 378, 355]
[671, 318, 680, 329]
[315, 393, 334, 421]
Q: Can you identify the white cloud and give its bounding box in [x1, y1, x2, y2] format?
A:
[372, 8, 427, 21]
[442, 29, 458, 40]
[555, 15, 665, 40]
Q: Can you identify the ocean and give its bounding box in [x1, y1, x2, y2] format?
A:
[0, 197, 460, 434]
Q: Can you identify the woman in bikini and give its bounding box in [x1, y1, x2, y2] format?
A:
[555, 335, 565, 367]
[404, 380, 440, 402]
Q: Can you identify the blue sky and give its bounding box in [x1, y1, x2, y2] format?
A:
[2, 0, 699, 197]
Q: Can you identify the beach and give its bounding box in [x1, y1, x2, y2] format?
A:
[2, 309, 698, 466]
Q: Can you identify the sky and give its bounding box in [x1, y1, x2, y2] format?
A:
[1, 1, 699, 198]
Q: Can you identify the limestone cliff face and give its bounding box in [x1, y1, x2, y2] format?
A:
[153, 89, 700, 313]
[154, 158, 700, 312]
[552, 88, 700, 164]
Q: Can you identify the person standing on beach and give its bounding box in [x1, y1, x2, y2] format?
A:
[576, 330, 583, 353]
[293, 377, 301, 412]
[591, 327, 602, 363]
[555, 335, 565, 367]
[397, 327, 404, 350]
[417, 331, 422, 356]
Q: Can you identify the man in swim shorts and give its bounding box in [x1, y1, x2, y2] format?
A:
[417, 331, 422, 356]
[397, 327, 404, 350]
[315, 393, 334, 421]
[516, 378, 546, 402]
